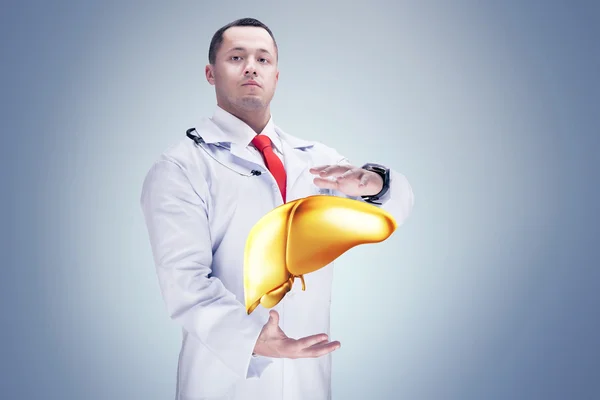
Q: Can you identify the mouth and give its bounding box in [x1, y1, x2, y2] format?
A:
[242, 80, 261, 87]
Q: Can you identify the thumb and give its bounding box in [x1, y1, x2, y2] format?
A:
[359, 171, 370, 187]
[268, 310, 280, 326]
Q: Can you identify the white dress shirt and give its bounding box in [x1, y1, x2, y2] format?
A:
[211, 105, 284, 167]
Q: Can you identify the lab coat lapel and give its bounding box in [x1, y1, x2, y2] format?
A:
[229, 142, 263, 168]
[193, 118, 318, 196]
[193, 117, 265, 172]
[277, 127, 316, 202]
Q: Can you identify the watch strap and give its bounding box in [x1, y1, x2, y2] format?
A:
[360, 163, 390, 204]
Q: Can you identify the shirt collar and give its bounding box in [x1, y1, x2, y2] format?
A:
[210, 105, 283, 153]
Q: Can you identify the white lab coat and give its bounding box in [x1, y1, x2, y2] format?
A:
[140, 113, 414, 400]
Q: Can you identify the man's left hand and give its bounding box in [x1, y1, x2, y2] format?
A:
[309, 165, 383, 197]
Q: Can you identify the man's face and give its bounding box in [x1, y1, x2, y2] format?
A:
[206, 26, 279, 112]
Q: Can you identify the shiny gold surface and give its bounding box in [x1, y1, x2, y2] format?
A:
[243, 195, 397, 314]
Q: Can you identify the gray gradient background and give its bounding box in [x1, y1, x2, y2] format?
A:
[2, 1, 599, 399]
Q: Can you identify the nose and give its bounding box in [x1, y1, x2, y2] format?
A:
[244, 60, 258, 76]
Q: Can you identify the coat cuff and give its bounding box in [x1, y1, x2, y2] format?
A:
[247, 354, 274, 379]
[242, 317, 274, 379]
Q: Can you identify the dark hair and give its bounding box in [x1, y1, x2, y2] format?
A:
[208, 17, 278, 64]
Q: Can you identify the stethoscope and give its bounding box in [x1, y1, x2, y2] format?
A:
[186, 127, 332, 198]
[186, 127, 264, 177]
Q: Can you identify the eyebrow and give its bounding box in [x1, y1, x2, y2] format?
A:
[227, 46, 273, 56]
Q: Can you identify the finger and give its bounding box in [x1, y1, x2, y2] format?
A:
[269, 310, 279, 326]
[359, 171, 370, 187]
[313, 177, 339, 189]
[301, 340, 341, 358]
[309, 165, 331, 174]
[310, 338, 330, 347]
[296, 333, 329, 349]
[336, 168, 361, 182]
[313, 165, 349, 177]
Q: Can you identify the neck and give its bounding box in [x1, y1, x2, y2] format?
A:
[218, 101, 271, 134]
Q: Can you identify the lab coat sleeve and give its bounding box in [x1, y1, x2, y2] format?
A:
[139, 158, 272, 381]
[326, 147, 415, 227]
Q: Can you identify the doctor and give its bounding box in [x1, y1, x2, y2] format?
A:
[140, 17, 414, 400]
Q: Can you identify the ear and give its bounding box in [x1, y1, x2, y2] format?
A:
[276, 69, 279, 83]
[205, 64, 215, 85]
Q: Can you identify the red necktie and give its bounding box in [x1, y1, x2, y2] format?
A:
[251, 134, 287, 202]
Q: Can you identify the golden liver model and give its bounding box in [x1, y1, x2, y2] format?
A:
[244, 195, 397, 314]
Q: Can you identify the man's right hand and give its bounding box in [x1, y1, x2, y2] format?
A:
[253, 310, 341, 359]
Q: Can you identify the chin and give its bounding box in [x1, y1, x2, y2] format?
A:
[238, 97, 266, 110]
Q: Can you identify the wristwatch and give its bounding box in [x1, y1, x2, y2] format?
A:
[360, 163, 390, 205]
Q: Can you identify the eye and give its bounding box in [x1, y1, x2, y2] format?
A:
[231, 56, 242, 61]
[258, 58, 268, 63]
